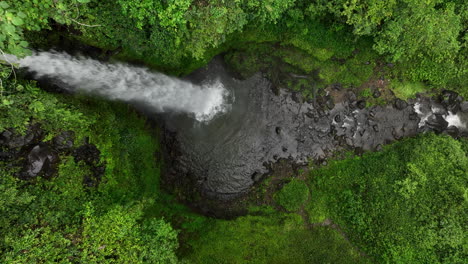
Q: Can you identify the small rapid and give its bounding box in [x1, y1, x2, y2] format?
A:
[2, 51, 230, 122]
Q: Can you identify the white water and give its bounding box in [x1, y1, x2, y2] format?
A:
[413, 102, 466, 129]
[3, 51, 230, 122]
[445, 111, 465, 128]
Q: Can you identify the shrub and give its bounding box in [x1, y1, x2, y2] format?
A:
[310, 133, 468, 263]
[274, 178, 309, 212]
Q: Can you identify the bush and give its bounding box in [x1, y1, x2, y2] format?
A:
[309, 133, 468, 263]
[0, 75, 178, 263]
[274, 178, 309, 212]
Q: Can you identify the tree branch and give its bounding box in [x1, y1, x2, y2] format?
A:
[69, 18, 101, 27]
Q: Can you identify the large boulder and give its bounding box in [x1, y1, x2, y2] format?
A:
[73, 144, 104, 187]
[394, 99, 408, 110]
[444, 126, 460, 138]
[440, 90, 463, 113]
[459, 101, 468, 113]
[20, 143, 59, 180]
[52, 131, 75, 151]
[357, 100, 367, 110]
[0, 124, 43, 149]
[425, 114, 449, 133]
[73, 143, 100, 165]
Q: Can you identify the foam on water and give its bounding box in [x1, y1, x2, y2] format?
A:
[3, 51, 230, 122]
[445, 111, 465, 128]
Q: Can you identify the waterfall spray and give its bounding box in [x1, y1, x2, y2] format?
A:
[2, 51, 230, 122]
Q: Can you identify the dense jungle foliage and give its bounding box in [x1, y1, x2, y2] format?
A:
[1, 0, 467, 263]
[0, 72, 179, 263]
[308, 134, 468, 263]
[1, 0, 467, 93]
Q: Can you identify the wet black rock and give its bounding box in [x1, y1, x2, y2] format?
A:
[0, 130, 14, 145]
[0, 151, 14, 161]
[73, 144, 104, 187]
[275, 127, 282, 135]
[460, 102, 468, 113]
[52, 131, 75, 151]
[332, 83, 342, 91]
[409, 112, 419, 121]
[251, 172, 262, 182]
[373, 90, 381, 98]
[73, 144, 100, 165]
[460, 131, 468, 138]
[158, 57, 468, 203]
[357, 100, 366, 109]
[347, 91, 357, 102]
[325, 97, 335, 110]
[291, 92, 303, 103]
[394, 99, 408, 110]
[445, 126, 460, 138]
[20, 143, 58, 180]
[0, 124, 43, 149]
[392, 128, 403, 139]
[305, 112, 315, 119]
[425, 114, 449, 133]
[334, 114, 342, 123]
[440, 90, 462, 113]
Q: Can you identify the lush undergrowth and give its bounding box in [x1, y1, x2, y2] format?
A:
[2, 0, 467, 96]
[0, 70, 178, 263]
[0, 67, 373, 263]
[1, 69, 467, 263]
[185, 209, 369, 264]
[1, 1, 467, 263]
[307, 134, 468, 264]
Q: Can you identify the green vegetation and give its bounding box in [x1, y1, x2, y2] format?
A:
[0, 0, 93, 56]
[389, 81, 427, 100]
[1, 1, 467, 263]
[0, 70, 372, 263]
[0, 71, 178, 263]
[2, 0, 466, 91]
[186, 210, 369, 264]
[274, 178, 309, 212]
[308, 134, 468, 264]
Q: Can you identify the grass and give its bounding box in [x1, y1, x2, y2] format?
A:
[185, 209, 370, 264]
[305, 189, 329, 223]
[389, 80, 427, 99]
[274, 178, 310, 212]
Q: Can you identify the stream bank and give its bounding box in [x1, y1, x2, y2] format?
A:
[9, 47, 468, 217]
[159, 56, 468, 216]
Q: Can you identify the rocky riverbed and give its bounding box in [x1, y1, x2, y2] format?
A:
[160, 57, 468, 201]
[4, 55, 468, 205]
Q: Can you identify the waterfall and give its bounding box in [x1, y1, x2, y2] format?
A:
[3, 51, 230, 122]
